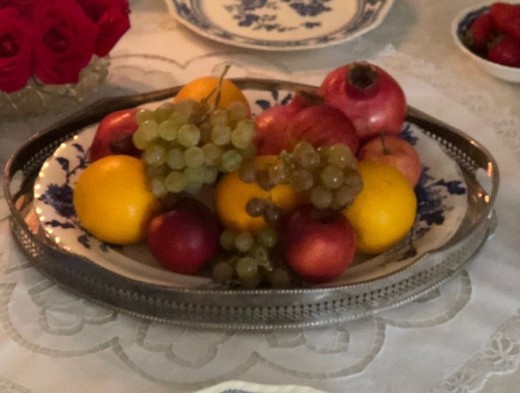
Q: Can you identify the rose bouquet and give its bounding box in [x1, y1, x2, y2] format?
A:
[0, 0, 130, 117]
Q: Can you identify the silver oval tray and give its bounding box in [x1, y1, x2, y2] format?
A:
[3, 79, 499, 330]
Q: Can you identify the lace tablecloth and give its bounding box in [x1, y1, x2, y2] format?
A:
[1, 1, 520, 392]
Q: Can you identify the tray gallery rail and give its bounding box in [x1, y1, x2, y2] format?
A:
[3, 79, 499, 330]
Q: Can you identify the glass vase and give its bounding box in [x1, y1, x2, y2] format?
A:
[0, 56, 109, 120]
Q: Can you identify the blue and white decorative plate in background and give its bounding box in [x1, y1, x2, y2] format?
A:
[166, 0, 395, 51]
[193, 380, 329, 393]
[33, 86, 468, 289]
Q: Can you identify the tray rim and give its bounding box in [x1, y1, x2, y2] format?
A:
[2, 78, 500, 329]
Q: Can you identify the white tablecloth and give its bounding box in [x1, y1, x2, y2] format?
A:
[1, 1, 520, 392]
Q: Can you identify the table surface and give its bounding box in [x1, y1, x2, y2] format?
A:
[1, 1, 520, 392]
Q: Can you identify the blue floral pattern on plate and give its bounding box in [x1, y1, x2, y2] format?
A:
[166, 0, 394, 51]
[33, 87, 467, 288]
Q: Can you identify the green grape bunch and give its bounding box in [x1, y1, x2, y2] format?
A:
[132, 99, 255, 197]
[239, 141, 363, 212]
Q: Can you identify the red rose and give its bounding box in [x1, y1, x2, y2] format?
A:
[0, 0, 34, 17]
[77, 0, 130, 57]
[0, 7, 33, 93]
[32, 0, 96, 85]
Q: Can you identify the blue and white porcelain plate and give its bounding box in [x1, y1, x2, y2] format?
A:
[193, 380, 329, 393]
[166, 0, 395, 51]
[33, 86, 468, 289]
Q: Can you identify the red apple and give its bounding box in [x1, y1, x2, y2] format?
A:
[254, 94, 359, 155]
[146, 198, 221, 275]
[254, 94, 305, 155]
[279, 204, 356, 283]
[357, 135, 422, 187]
[286, 104, 359, 154]
[89, 108, 140, 162]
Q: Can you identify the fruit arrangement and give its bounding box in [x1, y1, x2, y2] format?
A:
[72, 62, 423, 288]
[464, 2, 520, 67]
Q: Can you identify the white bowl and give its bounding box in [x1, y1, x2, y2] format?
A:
[451, 2, 520, 83]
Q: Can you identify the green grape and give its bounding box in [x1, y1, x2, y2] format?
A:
[256, 225, 278, 248]
[320, 165, 344, 189]
[143, 144, 167, 167]
[234, 231, 255, 253]
[248, 244, 270, 264]
[310, 185, 333, 209]
[268, 268, 292, 288]
[211, 125, 232, 146]
[210, 108, 229, 126]
[227, 101, 249, 123]
[293, 141, 320, 169]
[138, 119, 159, 142]
[201, 143, 222, 166]
[132, 130, 148, 150]
[183, 146, 205, 168]
[220, 149, 242, 172]
[177, 123, 201, 147]
[168, 110, 191, 125]
[154, 102, 176, 122]
[235, 256, 258, 280]
[238, 160, 256, 183]
[166, 148, 186, 170]
[289, 169, 314, 192]
[203, 165, 219, 184]
[240, 274, 262, 289]
[332, 185, 356, 210]
[238, 145, 257, 162]
[183, 166, 205, 190]
[268, 160, 289, 185]
[245, 197, 266, 217]
[219, 229, 236, 250]
[212, 262, 234, 284]
[146, 164, 168, 178]
[198, 121, 213, 144]
[328, 144, 355, 169]
[135, 108, 154, 124]
[256, 169, 274, 191]
[157, 119, 179, 141]
[174, 99, 200, 115]
[230, 119, 255, 149]
[149, 177, 167, 197]
[263, 203, 282, 223]
[343, 168, 363, 188]
[164, 171, 187, 193]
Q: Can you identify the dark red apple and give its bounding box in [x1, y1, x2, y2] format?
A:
[357, 135, 421, 186]
[279, 204, 356, 283]
[254, 94, 305, 155]
[89, 108, 140, 162]
[146, 198, 221, 275]
[254, 94, 359, 155]
[286, 104, 359, 154]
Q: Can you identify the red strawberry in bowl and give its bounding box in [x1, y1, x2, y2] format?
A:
[487, 35, 520, 67]
[490, 2, 520, 41]
[469, 12, 497, 52]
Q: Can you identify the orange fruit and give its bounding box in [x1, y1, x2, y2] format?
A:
[215, 155, 302, 234]
[344, 161, 417, 254]
[73, 155, 161, 245]
[174, 76, 250, 113]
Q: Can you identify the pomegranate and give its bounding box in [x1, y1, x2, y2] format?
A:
[319, 62, 407, 142]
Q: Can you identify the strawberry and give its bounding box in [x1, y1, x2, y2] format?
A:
[469, 12, 496, 51]
[490, 2, 520, 40]
[487, 35, 520, 67]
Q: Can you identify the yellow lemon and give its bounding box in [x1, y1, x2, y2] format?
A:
[344, 160, 417, 254]
[174, 76, 250, 113]
[73, 155, 161, 245]
[215, 155, 302, 234]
